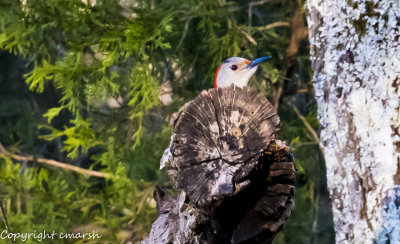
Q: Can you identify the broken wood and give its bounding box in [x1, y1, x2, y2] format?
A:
[143, 85, 295, 244]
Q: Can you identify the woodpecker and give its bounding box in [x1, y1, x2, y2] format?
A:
[214, 56, 271, 88]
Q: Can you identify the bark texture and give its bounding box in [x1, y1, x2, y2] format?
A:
[143, 85, 295, 243]
[306, 0, 400, 243]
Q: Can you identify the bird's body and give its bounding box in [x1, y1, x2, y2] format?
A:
[214, 56, 271, 88]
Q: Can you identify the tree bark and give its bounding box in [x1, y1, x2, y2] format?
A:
[306, 0, 400, 243]
[143, 85, 295, 243]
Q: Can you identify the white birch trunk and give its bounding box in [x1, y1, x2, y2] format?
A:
[305, 0, 400, 243]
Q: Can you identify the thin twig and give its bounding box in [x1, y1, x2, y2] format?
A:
[249, 0, 275, 7]
[272, 85, 283, 109]
[264, 21, 290, 29]
[292, 142, 319, 147]
[248, 0, 275, 31]
[287, 101, 320, 145]
[251, 22, 290, 31]
[176, 16, 191, 50]
[0, 143, 112, 178]
[311, 194, 320, 244]
[0, 198, 14, 244]
[241, 31, 258, 45]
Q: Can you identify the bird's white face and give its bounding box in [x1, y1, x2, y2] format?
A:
[214, 57, 257, 88]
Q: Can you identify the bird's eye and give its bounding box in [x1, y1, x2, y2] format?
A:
[230, 65, 238, 71]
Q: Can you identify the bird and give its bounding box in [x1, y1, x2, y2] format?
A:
[214, 56, 271, 88]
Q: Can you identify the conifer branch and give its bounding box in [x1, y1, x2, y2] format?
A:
[0, 143, 112, 178]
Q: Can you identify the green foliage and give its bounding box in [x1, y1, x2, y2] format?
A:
[0, 155, 156, 243]
[274, 104, 334, 244]
[0, 0, 334, 243]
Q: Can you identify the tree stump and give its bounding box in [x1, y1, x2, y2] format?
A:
[143, 85, 295, 244]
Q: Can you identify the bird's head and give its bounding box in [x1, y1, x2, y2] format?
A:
[214, 56, 271, 88]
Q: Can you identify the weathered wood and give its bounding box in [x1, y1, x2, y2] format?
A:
[144, 85, 295, 244]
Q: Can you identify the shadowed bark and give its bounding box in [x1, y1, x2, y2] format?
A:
[143, 85, 295, 244]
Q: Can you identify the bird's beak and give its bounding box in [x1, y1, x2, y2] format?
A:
[244, 56, 272, 69]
